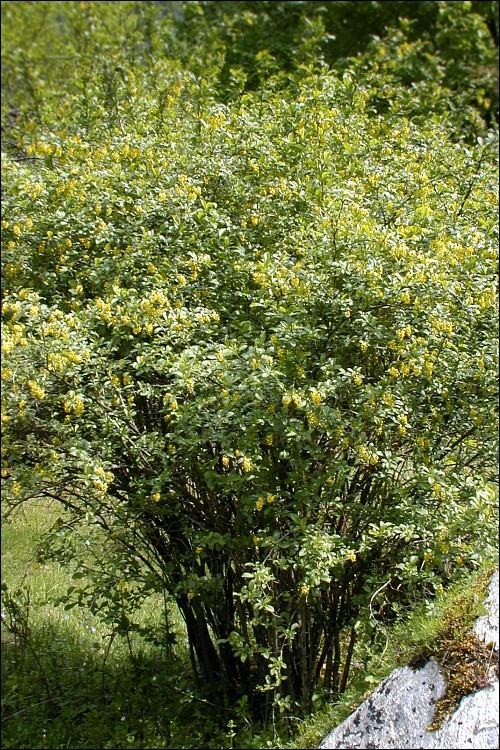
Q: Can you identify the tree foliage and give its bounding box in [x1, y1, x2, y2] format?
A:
[184, 0, 499, 125]
[1, 0, 498, 727]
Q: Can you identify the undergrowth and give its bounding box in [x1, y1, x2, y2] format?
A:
[2, 501, 497, 749]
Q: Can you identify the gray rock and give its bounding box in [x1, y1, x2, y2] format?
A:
[319, 572, 499, 750]
[474, 571, 499, 651]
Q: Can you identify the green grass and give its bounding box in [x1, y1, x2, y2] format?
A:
[1, 500, 257, 750]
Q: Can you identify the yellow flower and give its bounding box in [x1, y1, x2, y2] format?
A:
[310, 389, 322, 405]
[255, 497, 264, 511]
[27, 380, 45, 400]
[300, 585, 310, 597]
[1, 340, 13, 355]
[307, 411, 319, 427]
[195, 546, 203, 554]
[358, 445, 369, 462]
[423, 361, 434, 378]
[241, 457, 253, 473]
[222, 455, 230, 468]
[152, 492, 161, 503]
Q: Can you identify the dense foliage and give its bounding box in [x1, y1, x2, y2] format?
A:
[190, 0, 499, 125]
[1, 0, 498, 738]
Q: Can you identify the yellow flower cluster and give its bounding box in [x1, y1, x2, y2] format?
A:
[194, 309, 219, 324]
[357, 444, 379, 465]
[140, 289, 169, 317]
[282, 391, 304, 409]
[163, 393, 179, 412]
[396, 325, 412, 340]
[432, 484, 448, 501]
[429, 317, 453, 336]
[422, 360, 434, 378]
[397, 413, 408, 436]
[241, 457, 253, 473]
[307, 411, 319, 428]
[11, 481, 22, 496]
[64, 393, 84, 416]
[91, 466, 113, 494]
[27, 380, 45, 401]
[400, 362, 411, 377]
[477, 289, 496, 310]
[310, 389, 322, 405]
[1, 340, 14, 355]
[46, 349, 85, 373]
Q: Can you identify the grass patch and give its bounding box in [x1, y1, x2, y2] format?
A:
[1, 500, 270, 749]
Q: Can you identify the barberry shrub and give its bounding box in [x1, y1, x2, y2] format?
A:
[1, 1, 498, 721]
